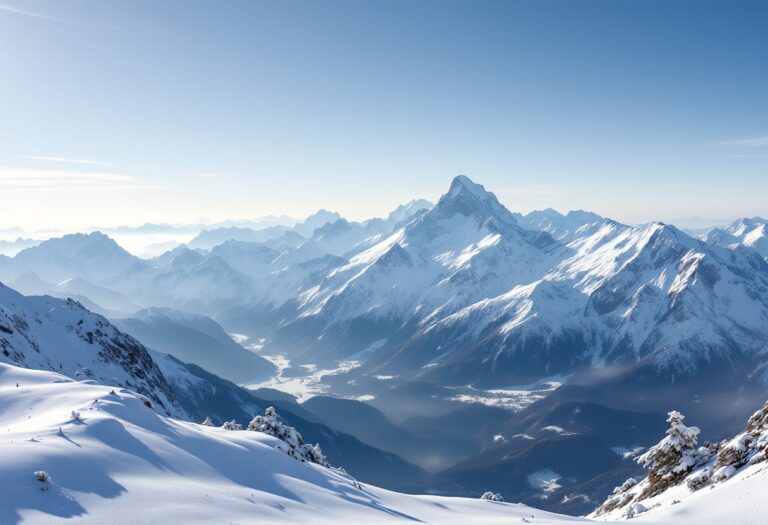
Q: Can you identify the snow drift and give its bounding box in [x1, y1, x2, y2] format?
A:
[0, 362, 577, 525]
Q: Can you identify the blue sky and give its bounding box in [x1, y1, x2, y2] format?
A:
[1, 0, 766, 230]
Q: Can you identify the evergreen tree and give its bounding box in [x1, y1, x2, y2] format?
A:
[248, 407, 331, 468]
[480, 491, 503, 501]
[221, 419, 242, 430]
[637, 410, 700, 499]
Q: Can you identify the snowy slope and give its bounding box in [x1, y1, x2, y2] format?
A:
[0, 362, 582, 525]
[0, 283, 180, 417]
[3, 363, 766, 524]
[592, 402, 768, 523]
[593, 462, 768, 524]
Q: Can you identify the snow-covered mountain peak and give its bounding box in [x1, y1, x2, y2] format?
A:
[700, 216, 768, 259]
[9, 232, 145, 287]
[434, 176, 518, 229]
[730, 216, 766, 236]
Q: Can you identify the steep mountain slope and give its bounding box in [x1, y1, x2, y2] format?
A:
[701, 216, 768, 259]
[0, 282, 180, 417]
[113, 307, 275, 384]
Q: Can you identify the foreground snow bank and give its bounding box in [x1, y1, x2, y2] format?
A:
[0, 363, 580, 525]
[3, 361, 766, 524]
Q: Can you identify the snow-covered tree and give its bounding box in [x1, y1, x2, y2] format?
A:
[717, 400, 768, 470]
[221, 420, 242, 430]
[248, 407, 332, 468]
[200, 416, 214, 426]
[595, 401, 768, 518]
[636, 411, 700, 499]
[480, 491, 503, 501]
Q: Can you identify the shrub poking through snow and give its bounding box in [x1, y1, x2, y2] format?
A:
[480, 491, 503, 502]
[686, 467, 713, 491]
[71, 410, 81, 422]
[248, 407, 332, 468]
[34, 471, 51, 490]
[201, 416, 214, 426]
[221, 420, 242, 431]
[612, 477, 638, 495]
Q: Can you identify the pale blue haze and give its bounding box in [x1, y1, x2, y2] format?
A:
[0, 0, 766, 229]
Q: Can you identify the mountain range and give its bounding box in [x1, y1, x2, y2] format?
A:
[1, 175, 767, 516]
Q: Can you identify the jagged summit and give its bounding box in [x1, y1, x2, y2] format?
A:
[447, 175, 492, 199]
[430, 176, 517, 229]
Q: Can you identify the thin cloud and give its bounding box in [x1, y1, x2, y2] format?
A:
[0, 3, 59, 21]
[721, 135, 768, 147]
[24, 155, 113, 167]
[0, 167, 155, 193]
